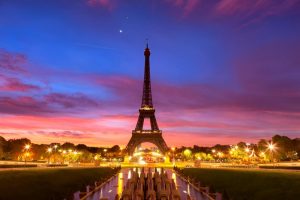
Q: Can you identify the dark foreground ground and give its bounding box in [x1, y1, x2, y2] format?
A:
[0, 167, 117, 200]
[181, 168, 300, 200]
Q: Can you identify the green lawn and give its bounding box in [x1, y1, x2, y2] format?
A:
[180, 168, 300, 200]
[0, 167, 118, 200]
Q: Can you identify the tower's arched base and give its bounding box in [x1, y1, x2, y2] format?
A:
[125, 132, 169, 155]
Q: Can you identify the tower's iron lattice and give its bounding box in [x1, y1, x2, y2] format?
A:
[125, 44, 169, 155]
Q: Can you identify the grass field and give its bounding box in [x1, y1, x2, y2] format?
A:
[180, 168, 300, 200]
[0, 167, 118, 200]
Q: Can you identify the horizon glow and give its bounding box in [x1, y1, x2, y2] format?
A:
[0, 0, 300, 147]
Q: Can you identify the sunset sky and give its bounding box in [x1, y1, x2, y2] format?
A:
[0, 0, 300, 147]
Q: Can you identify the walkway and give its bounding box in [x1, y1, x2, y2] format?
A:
[83, 168, 208, 200]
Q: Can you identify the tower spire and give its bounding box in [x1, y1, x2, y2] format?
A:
[146, 38, 149, 49]
[141, 41, 153, 108]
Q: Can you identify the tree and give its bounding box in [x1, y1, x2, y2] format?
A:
[237, 142, 247, 149]
[0, 136, 6, 159]
[272, 135, 294, 160]
[6, 138, 31, 160]
[257, 139, 268, 151]
[182, 149, 192, 160]
[110, 145, 120, 152]
[76, 144, 88, 151]
[61, 142, 75, 150]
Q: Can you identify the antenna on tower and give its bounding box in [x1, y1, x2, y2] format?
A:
[146, 38, 149, 48]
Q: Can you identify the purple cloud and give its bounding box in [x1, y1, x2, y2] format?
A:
[0, 48, 27, 72]
[35, 130, 93, 139]
[0, 92, 100, 116]
[0, 77, 40, 92]
[45, 92, 99, 109]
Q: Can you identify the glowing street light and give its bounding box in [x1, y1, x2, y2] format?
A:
[24, 144, 31, 150]
[24, 144, 31, 164]
[47, 147, 52, 153]
[267, 142, 276, 163]
[268, 142, 275, 151]
[47, 147, 52, 164]
[245, 147, 250, 153]
[171, 147, 176, 166]
[217, 152, 223, 157]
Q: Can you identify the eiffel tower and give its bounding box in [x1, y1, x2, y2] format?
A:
[125, 44, 169, 155]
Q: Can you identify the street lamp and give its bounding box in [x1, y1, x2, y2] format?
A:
[267, 142, 276, 163]
[245, 147, 250, 153]
[24, 144, 31, 164]
[47, 147, 52, 164]
[171, 147, 175, 166]
[103, 149, 107, 162]
[25, 144, 31, 150]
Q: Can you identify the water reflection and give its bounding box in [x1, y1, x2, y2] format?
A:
[128, 170, 131, 179]
[172, 172, 177, 188]
[84, 168, 205, 200]
[117, 172, 123, 196]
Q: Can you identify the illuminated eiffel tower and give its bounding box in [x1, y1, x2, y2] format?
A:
[125, 44, 169, 155]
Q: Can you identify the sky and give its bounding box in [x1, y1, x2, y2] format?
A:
[0, 0, 300, 147]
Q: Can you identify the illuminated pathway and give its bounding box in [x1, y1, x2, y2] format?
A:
[83, 168, 206, 200]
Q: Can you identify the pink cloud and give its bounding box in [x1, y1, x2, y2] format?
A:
[36, 130, 94, 139]
[165, 0, 201, 16]
[86, 70, 300, 114]
[0, 48, 27, 72]
[45, 92, 99, 109]
[0, 92, 100, 116]
[183, 0, 200, 16]
[215, 0, 298, 15]
[87, 0, 115, 10]
[1, 109, 299, 147]
[0, 77, 40, 92]
[214, 0, 300, 27]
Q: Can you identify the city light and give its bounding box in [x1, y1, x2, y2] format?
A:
[24, 144, 31, 150]
[47, 147, 52, 153]
[245, 147, 250, 153]
[268, 142, 276, 151]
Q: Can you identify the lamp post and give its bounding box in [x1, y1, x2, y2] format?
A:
[24, 144, 31, 165]
[267, 142, 276, 165]
[53, 144, 58, 164]
[103, 149, 107, 164]
[212, 149, 216, 162]
[171, 147, 175, 166]
[47, 147, 52, 164]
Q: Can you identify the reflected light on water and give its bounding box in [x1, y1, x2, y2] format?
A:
[172, 172, 177, 188]
[118, 172, 123, 195]
[157, 168, 161, 174]
[100, 188, 103, 199]
[128, 170, 132, 179]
